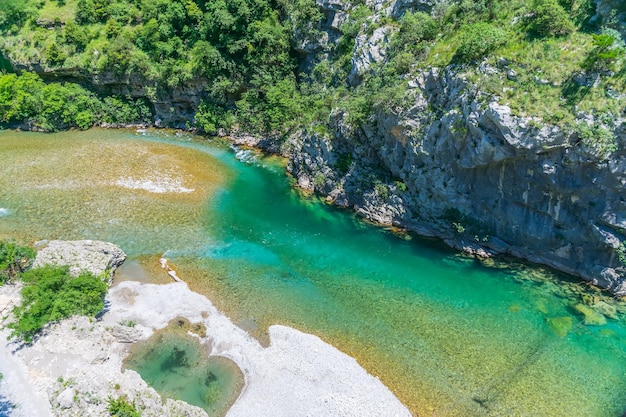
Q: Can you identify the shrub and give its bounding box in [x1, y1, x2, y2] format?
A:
[8, 266, 108, 343]
[575, 122, 617, 157]
[194, 102, 233, 134]
[0, 241, 35, 284]
[454, 23, 506, 62]
[527, 0, 575, 38]
[583, 32, 625, 72]
[396, 11, 438, 45]
[108, 396, 141, 417]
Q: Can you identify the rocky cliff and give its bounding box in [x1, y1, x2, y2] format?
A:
[283, 0, 626, 295]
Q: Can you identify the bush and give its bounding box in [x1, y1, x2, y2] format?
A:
[0, 241, 35, 284]
[8, 266, 108, 343]
[583, 32, 625, 72]
[454, 23, 506, 62]
[527, 0, 575, 38]
[396, 12, 438, 45]
[108, 396, 141, 417]
[575, 122, 617, 157]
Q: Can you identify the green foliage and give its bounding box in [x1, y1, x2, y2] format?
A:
[574, 122, 617, 157]
[0, 0, 37, 32]
[0, 241, 35, 284]
[45, 42, 67, 66]
[527, 0, 575, 38]
[396, 11, 438, 46]
[194, 101, 233, 134]
[373, 181, 389, 200]
[0, 72, 152, 130]
[8, 266, 108, 343]
[617, 242, 626, 266]
[583, 32, 625, 72]
[236, 77, 303, 135]
[63, 19, 89, 51]
[108, 396, 141, 417]
[75, 0, 109, 24]
[454, 23, 506, 62]
[101, 96, 152, 126]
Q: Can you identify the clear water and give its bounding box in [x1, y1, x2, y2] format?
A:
[1, 129, 626, 416]
[124, 330, 243, 416]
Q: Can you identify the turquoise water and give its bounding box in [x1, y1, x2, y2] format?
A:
[1, 129, 626, 416]
[124, 330, 243, 416]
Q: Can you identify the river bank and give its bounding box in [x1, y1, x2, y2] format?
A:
[2, 129, 626, 416]
[0, 255, 411, 417]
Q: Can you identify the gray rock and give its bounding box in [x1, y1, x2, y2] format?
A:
[109, 324, 143, 343]
[33, 240, 126, 280]
[284, 65, 626, 295]
[349, 26, 393, 86]
[56, 388, 75, 409]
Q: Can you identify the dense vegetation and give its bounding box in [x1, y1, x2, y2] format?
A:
[0, 72, 151, 130]
[0, 0, 624, 140]
[0, 0, 304, 133]
[8, 266, 108, 343]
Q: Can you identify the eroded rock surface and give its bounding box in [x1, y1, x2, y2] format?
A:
[33, 240, 126, 280]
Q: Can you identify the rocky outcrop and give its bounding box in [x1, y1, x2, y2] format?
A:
[286, 66, 626, 295]
[33, 240, 126, 281]
[593, 0, 626, 39]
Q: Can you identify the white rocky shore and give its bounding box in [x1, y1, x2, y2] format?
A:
[0, 241, 411, 417]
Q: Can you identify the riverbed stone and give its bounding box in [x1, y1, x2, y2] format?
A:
[574, 304, 607, 326]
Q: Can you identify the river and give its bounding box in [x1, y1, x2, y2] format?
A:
[1, 128, 625, 416]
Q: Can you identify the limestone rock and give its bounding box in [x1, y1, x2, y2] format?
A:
[109, 324, 143, 343]
[284, 63, 626, 296]
[33, 240, 126, 280]
[56, 388, 75, 409]
[349, 26, 393, 86]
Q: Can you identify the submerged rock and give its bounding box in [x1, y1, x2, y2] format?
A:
[574, 304, 607, 326]
[547, 316, 573, 337]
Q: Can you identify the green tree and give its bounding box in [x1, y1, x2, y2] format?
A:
[0, 0, 36, 32]
[454, 23, 506, 62]
[76, 0, 110, 24]
[527, 0, 575, 37]
[584, 32, 625, 72]
[45, 43, 67, 67]
[63, 20, 89, 51]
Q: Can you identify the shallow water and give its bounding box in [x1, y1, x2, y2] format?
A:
[1, 129, 626, 416]
[124, 327, 243, 416]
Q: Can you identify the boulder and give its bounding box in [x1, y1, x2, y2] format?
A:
[33, 240, 126, 280]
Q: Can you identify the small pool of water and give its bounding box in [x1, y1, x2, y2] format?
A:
[124, 321, 243, 416]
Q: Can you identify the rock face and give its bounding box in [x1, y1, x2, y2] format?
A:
[286, 65, 626, 295]
[593, 0, 626, 39]
[33, 240, 126, 280]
